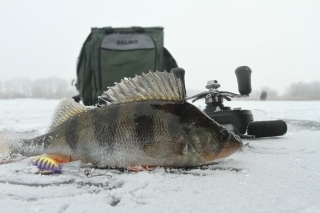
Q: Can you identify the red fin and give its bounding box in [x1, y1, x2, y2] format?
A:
[128, 165, 157, 171]
[45, 154, 71, 163]
[0, 158, 12, 165]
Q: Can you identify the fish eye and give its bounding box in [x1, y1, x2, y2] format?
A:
[219, 129, 230, 142]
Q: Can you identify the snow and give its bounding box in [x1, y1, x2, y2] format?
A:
[0, 99, 320, 213]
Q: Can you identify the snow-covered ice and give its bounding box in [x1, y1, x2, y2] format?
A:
[0, 99, 319, 213]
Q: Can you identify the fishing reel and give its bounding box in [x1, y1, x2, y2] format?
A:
[171, 67, 287, 139]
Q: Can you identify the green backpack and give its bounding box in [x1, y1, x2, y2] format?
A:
[75, 26, 178, 106]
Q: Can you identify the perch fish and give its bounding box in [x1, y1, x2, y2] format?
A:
[0, 71, 242, 168]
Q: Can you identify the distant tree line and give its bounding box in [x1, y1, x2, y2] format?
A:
[284, 81, 320, 100]
[0, 77, 77, 99]
[249, 81, 320, 100]
[0, 78, 319, 100]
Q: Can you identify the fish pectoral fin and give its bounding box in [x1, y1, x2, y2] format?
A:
[45, 154, 71, 163]
[127, 165, 157, 171]
[144, 140, 187, 158]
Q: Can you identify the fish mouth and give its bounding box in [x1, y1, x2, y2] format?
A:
[218, 133, 243, 158]
[204, 132, 243, 162]
[233, 134, 243, 149]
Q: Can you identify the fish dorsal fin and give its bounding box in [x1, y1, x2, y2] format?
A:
[100, 71, 186, 104]
[47, 98, 90, 132]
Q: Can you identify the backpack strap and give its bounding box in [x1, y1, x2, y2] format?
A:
[163, 47, 178, 72]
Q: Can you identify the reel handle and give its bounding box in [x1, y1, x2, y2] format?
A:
[171, 68, 186, 95]
[171, 68, 185, 85]
[235, 66, 252, 95]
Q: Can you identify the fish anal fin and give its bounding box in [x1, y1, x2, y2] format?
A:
[143, 139, 187, 158]
[45, 154, 71, 163]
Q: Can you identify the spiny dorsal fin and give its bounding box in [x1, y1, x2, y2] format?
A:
[47, 98, 90, 132]
[100, 71, 186, 105]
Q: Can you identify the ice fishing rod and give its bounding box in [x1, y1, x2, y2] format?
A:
[171, 67, 287, 139]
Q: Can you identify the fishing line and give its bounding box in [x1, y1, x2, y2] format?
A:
[84, 166, 112, 178]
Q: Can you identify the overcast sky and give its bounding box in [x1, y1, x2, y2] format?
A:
[1, 0, 319, 95]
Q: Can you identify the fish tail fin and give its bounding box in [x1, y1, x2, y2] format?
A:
[0, 133, 24, 164]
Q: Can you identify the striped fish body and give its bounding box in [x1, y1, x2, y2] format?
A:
[21, 100, 242, 168]
[1, 71, 242, 168]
